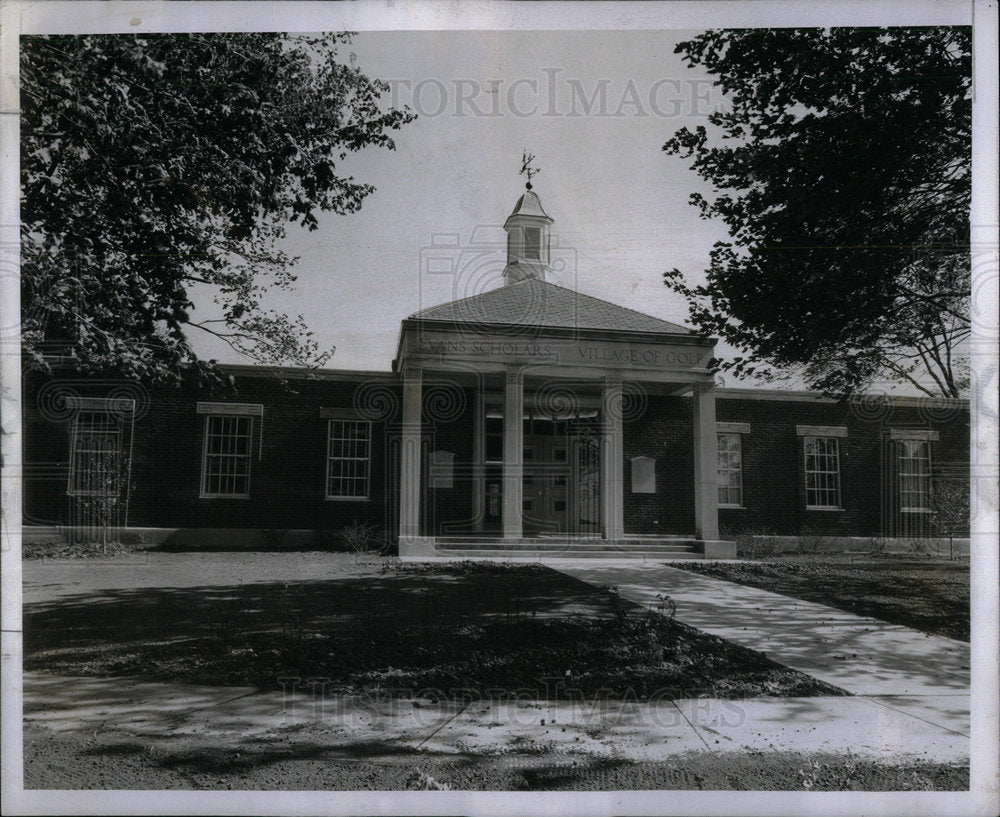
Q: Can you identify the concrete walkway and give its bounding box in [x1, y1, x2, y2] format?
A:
[549, 561, 970, 741]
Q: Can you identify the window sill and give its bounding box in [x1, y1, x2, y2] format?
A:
[805, 506, 844, 512]
[199, 495, 250, 500]
[325, 496, 370, 502]
[900, 507, 932, 514]
[719, 504, 746, 510]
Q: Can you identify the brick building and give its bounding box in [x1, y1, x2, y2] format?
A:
[22, 185, 970, 558]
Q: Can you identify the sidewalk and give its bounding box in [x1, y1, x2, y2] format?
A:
[23, 671, 968, 765]
[549, 561, 970, 737]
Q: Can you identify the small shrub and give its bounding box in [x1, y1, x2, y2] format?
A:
[600, 584, 630, 624]
[796, 527, 830, 556]
[645, 592, 678, 661]
[339, 519, 385, 554]
[260, 528, 289, 549]
[868, 535, 889, 555]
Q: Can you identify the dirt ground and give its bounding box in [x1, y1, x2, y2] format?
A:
[22, 722, 966, 791]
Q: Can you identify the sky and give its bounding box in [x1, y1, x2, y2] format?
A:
[187, 30, 738, 376]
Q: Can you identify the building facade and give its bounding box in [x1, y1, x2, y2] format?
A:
[22, 186, 970, 557]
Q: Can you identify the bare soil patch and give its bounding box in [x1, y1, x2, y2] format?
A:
[23, 556, 845, 699]
[23, 722, 966, 791]
[671, 554, 969, 641]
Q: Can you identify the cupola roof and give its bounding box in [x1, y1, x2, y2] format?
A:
[506, 189, 552, 223]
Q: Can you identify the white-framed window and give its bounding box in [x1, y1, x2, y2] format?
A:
[68, 410, 122, 496]
[326, 419, 371, 499]
[201, 415, 253, 497]
[804, 436, 841, 508]
[717, 432, 743, 507]
[897, 439, 932, 511]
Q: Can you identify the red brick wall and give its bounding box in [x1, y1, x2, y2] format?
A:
[23, 373, 970, 540]
[423, 383, 477, 536]
[619, 392, 969, 538]
[23, 372, 402, 537]
[715, 394, 969, 538]
[623, 395, 694, 536]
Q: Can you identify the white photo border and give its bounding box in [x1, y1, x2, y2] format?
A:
[1, 2, 996, 816]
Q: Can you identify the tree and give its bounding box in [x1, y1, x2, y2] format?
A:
[663, 28, 971, 397]
[21, 33, 415, 385]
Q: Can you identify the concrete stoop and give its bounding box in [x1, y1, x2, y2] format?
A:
[427, 535, 736, 561]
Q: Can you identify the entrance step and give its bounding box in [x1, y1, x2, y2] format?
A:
[433, 536, 705, 560]
[434, 536, 698, 546]
[435, 542, 700, 552]
[434, 550, 705, 560]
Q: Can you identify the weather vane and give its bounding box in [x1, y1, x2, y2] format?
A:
[520, 150, 540, 190]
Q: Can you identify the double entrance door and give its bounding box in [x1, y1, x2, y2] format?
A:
[522, 435, 578, 535]
[481, 426, 602, 536]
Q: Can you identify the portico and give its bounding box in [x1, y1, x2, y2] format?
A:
[391, 181, 723, 557]
[393, 317, 720, 556]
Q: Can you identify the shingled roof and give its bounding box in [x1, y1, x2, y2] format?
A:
[410, 278, 692, 335]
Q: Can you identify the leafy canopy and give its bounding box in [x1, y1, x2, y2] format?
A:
[21, 33, 415, 385]
[664, 27, 971, 398]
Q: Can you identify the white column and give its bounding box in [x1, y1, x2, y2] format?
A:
[601, 374, 625, 540]
[693, 381, 719, 541]
[502, 364, 523, 540]
[472, 386, 484, 531]
[399, 365, 423, 544]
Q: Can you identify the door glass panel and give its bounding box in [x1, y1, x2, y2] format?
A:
[576, 436, 600, 528]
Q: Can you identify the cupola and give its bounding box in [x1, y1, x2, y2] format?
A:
[503, 181, 553, 285]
